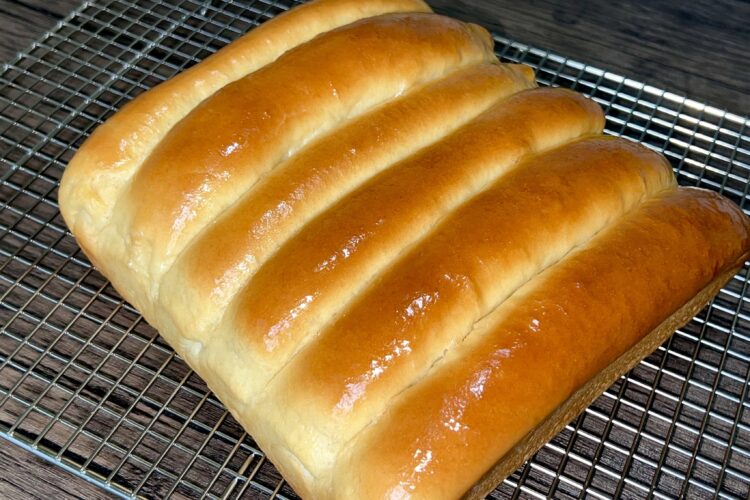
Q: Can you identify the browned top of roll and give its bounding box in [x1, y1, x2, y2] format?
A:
[262, 136, 675, 473]
[119, 12, 496, 277]
[160, 62, 536, 343]
[335, 187, 750, 498]
[59, 0, 433, 254]
[230, 87, 604, 366]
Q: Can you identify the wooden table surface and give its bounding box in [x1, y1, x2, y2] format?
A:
[0, 0, 747, 498]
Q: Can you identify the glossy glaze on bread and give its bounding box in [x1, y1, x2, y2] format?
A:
[161, 62, 536, 347]
[335, 187, 750, 498]
[58, 0, 750, 498]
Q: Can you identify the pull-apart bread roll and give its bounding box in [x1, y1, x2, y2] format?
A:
[59, 0, 750, 498]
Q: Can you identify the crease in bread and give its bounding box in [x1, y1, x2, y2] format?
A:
[157, 62, 537, 347]
[201, 86, 605, 410]
[59, 0, 432, 261]
[258, 136, 677, 477]
[333, 187, 750, 499]
[95, 12, 499, 320]
[58, 1, 750, 498]
[59, 0, 430, 272]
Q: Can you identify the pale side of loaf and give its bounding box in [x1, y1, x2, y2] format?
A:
[57, 0, 750, 498]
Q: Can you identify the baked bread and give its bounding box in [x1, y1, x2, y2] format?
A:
[58, 0, 750, 498]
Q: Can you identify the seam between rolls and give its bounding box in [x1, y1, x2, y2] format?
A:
[67, 0, 434, 233]
[157, 61, 521, 302]
[167, 67, 536, 352]
[331, 182, 679, 470]
[133, 47, 496, 309]
[260, 125, 605, 392]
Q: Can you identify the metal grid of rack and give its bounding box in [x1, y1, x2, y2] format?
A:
[0, 0, 748, 498]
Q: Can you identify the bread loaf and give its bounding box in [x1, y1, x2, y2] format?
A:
[58, 0, 750, 498]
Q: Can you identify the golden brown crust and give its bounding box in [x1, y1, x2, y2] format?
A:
[117, 12, 495, 277]
[262, 136, 675, 477]
[80, 12, 497, 323]
[231, 87, 603, 364]
[192, 86, 605, 494]
[462, 264, 740, 500]
[159, 62, 536, 345]
[191, 87, 604, 422]
[334, 188, 750, 499]
[59, 0, 432, 268]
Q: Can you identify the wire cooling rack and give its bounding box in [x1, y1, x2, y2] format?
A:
[0, 0, 748, 498]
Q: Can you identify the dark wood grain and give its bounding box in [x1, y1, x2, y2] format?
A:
[1, 0, 746, 111]
[0, 0, 747, 499]
[0, 438, 115, 499]
[429, 0, 750, 112]
[0, 0, 80, 62]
